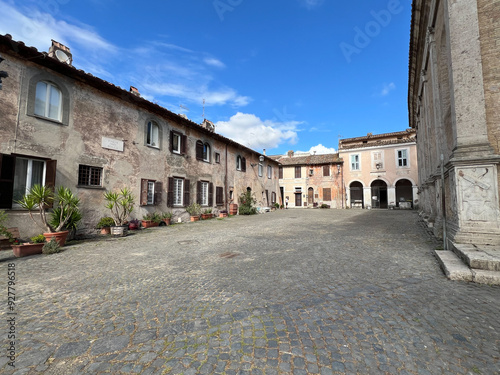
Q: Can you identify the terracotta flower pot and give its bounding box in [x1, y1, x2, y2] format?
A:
[201, 214, 212, 220]
[128, 222, 139, 230]
[12, 243, 44, 257]
[100, 227, 111, 235]
[43, 231, 69, 247]
[219, 213, 228, 218]
[229, 204, 238, 215]
[190, 216, 200, 222]
[141, 220, 159, 228]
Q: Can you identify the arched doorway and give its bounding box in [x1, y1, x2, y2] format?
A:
[308, 187, 314, 205]
[396, 179, 413, 208]
[349, 181, 364, 208]
[371, 180, 388, 209]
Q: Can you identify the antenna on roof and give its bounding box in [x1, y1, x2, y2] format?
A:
[179, 104, 189, 112]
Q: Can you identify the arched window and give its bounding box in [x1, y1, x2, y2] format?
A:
[196, 141, 211, 162]
[146, 121, 159, 147]
[203, 143, 210, 162]
[35, 81, 62, 121]
[236, 156, 246, 171]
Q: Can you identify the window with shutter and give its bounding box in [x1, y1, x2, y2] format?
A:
[323, 188, 331, 201]
[183, 179, 190, 206]
[216, 186, 224, 205]
[154, 181, 162, 205]
[0, 154, 15, 209]
[167, 177, 174, 207]
[208, 183, 213, 206]
[196, 141, 204, 160]
[198, 181, 209, 206]
[295, 166, 301, 178]
[323, 165, 330, 177]
[242, 157, 246, 172]
[279, 166, 283, 179]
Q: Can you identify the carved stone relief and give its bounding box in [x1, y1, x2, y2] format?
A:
[457, 167, 499, 224]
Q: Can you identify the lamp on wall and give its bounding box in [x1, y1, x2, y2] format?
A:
[337, 164, 341, 174]
[259, 155, 265, 162]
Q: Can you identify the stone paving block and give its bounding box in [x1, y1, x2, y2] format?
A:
[1, 210, 499, 375]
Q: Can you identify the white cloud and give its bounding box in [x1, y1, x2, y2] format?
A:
[297, 0, 325, 10]
[215, 113, 301, 151]
[297, 144, 337, 155]
[204, 57, 226, 69]
[380, 82, 396, 96]
[0, 1, 249, 108]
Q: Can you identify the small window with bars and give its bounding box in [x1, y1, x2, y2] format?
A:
[78, 165, 103, 187]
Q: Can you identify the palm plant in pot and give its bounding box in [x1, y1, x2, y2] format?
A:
[17, 185, 80, 246]
[103, 188, 135, 236]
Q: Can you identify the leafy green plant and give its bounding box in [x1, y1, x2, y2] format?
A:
[96, 217, 115, 229]
[161, 212, 173, 220]
[30, 234, 46, 244]
[42, 238, 61, 254]
[103, 188, 135, 226]
[274, 203, 280, 209]
[152, 212, 162, 224]
[0, 210, 14, 243]
[49, 206, 82, 233]
[320, 204, 330, 209]
[17, 185, 80, 233]
[238, 190, 257, 215]
[186, 203, 201, 217]
[203, 208, 212, 214]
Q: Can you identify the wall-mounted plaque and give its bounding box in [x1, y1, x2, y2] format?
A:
[102, 137, 124, 152]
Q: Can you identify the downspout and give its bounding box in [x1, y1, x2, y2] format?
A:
[341, 162, 344, 209]
[14, 65, 25, 153]
[225, 142, 228, 212]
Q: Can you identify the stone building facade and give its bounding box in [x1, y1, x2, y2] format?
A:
[271, 152, 344, 209]
[339, 130, 418, 209]
[409, 0, 500, 245]
[0, 35, 280, 237]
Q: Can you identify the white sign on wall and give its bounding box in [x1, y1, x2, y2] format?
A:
[101, 137, 124, 152]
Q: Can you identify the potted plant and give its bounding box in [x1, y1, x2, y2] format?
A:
[142, 212, 161, 228]
[201, 208, 212, 220]
[96, 217, 115, 235]
[161, 212, 173, 225]
[128, 218, 140, 230]
[0, 209, 15, 246]
[186, 203, 201, 222]
[11, 234, 45, 257]
[219, 210, 228, 218]
[17, 185, 80, 246]
[103, 188, 135, 236]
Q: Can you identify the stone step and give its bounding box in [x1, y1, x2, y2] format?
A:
[451, 243, 500, 271]
[434, 250, 500, 285]
[434, 250, 473, 282]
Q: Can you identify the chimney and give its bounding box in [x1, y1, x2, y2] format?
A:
[287, 150, 294, 158]
[130, 86, 140, 97]
[48, 40, 73, 65]
[201, 119, 215, 132]
[263, 149, 266, 156]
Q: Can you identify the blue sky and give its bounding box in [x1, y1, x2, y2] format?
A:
[0, 0, 411, 155]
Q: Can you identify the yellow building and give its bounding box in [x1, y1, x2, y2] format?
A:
[339, 130, 418, 209]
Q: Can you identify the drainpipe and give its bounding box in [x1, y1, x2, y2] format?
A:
[341, 162, 344, 209]
[14, 65, 25, 153]
[225, 143, 228, 213]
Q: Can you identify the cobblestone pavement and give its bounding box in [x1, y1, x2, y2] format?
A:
[1, 209, 499, 375]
